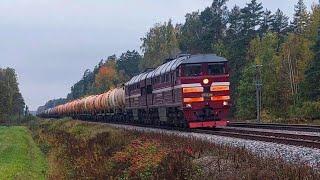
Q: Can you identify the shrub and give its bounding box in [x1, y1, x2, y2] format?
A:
[301, 101, 320, 119]
[290, 101, 320, 120]
[30, 119, 320, 179]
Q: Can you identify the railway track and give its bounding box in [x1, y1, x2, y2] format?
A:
[89, 120, 320, 149]
[193, 127, 320, 149]
[228, 122, 320, 132]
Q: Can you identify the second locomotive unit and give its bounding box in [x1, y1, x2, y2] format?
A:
[39, 54, 231, 128]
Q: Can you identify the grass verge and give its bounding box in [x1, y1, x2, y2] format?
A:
[30, 119, 320, 179]
[0, 126, 47, 179]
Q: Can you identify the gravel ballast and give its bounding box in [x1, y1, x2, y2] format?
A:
[106, 123, 320, 168]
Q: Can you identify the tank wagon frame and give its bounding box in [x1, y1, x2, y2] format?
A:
[39, 54, 231, 129]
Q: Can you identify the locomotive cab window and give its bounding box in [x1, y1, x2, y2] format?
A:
[208, 63, 226, 75]
[184, 64, 202, 77]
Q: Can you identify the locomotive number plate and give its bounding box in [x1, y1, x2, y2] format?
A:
[202, 93, 212, 98]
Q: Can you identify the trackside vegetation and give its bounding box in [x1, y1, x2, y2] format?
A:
[0, 126, 47, 179]
[29, 119, 320, 179]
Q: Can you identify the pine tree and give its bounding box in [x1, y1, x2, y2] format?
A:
[226, 6, 243, 38]
[201, 0, 228, 52]
[67, 69, 95, 100]
[179, 0, 228, 54]
[240, 0, 264, 38]
[270, 9, 289, 51]
[179, 12, 202, 54]
[304, 28, 320, 101]
[305, 5, 320, 42]
[271, 9, 289, 37]
[117, 50, 142, 78]
[292, 0, 310, 34]
[225, 5, 247, 75]
[259, 9, 273, 35]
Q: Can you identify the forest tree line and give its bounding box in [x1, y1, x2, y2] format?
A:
[0, 68, 25, 122]
[39, 0, 320, 122]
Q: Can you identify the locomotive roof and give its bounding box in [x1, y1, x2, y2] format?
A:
[125, 54, 227, 86]
[181, 54, 227, 64]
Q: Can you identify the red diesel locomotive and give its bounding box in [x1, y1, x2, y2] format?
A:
[39, 54, 230, 128]
[125, 54, 230, 128]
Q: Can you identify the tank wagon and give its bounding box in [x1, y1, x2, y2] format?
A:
[39, 54, 230, 128]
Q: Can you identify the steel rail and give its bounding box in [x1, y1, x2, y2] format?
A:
[192, 128, 320, 149]
[222, 127, 320, 141]
[228, 122, 320, 132]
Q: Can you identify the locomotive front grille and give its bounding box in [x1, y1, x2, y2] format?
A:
[203, 106, 212, 119]
[193, 106, 220, 121]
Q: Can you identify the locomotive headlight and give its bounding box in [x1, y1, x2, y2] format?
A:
[223, 101, 229, 106]
[203, 78, 209, 85]
[186, 104, 192, 108]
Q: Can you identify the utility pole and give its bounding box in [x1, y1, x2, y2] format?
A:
[255, 64, 263, 123]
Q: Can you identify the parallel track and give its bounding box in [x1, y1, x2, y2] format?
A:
[193, 128, 320, 149]
[228, 122, 320, 132]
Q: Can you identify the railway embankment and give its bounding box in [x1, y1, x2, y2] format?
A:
[28, 119, 320, 179]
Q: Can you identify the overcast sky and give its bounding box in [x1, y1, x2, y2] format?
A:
[0, 0, 318, 110]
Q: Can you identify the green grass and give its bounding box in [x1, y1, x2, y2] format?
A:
[0, 126, 47, 179]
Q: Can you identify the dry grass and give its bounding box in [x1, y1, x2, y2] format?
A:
[29, 119, 320, 179]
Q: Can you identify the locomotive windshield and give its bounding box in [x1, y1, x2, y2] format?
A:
[183, 63, 226, 77]
[208, 63, 226, 75]
[184, 64, 202, 77]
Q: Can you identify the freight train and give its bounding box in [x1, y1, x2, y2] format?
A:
[38, 54, 231, 128]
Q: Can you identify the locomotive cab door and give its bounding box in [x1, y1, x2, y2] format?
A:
[139, 80, 147, 107]
[146, 78, 153, 106]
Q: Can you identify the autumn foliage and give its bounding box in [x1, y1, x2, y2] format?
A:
[95, 60, 120, 93]
[30, 119, 199, 179]
[28, 119, 320, 179]
[109, 139, 169, 178]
